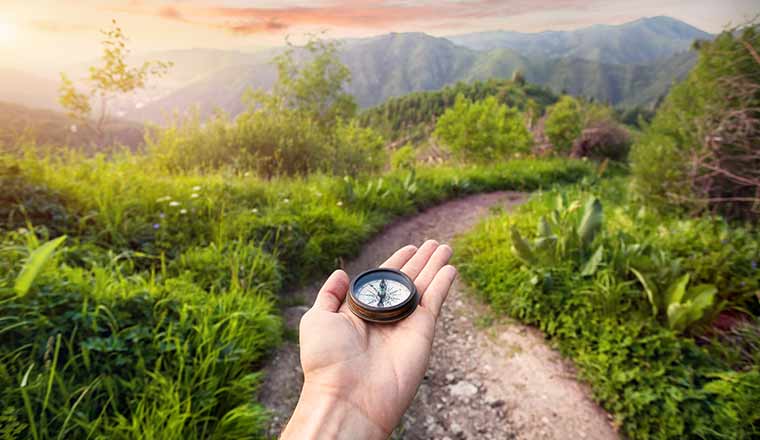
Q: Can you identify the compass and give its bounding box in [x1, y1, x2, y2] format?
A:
[347, 268, 418, 323]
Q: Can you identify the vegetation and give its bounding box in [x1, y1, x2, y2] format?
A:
[631, 25, 760, 220]
[359, 78, 557, 144]
[456, 178, 760, 439]
[0, 145, 593, 438]
[544, 96, 583, 154]
[434, 95, 533, 161]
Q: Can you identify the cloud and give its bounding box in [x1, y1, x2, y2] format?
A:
[30, 20, 95, 33]
[158, 6, 183, 21]
[115, 0, 604, 35]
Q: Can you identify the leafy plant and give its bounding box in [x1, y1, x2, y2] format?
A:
[13, 235, 66, 296]
[631, 270, 718, 332]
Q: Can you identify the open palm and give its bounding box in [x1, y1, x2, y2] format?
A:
[295, 240, 456, 437]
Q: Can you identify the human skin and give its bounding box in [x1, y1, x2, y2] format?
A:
[281, 240, 456, 439]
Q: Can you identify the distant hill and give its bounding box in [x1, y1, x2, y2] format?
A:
[0, 101, 144, 153]
[134, 26, 700, 121]
[0, 68, 60, 110]
[446, 16, 711, 65]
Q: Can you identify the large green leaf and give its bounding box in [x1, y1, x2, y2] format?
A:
[14, 235, 67, 297]
[510, 226, 537, 265]
[631, 268, 659, 317]
[538, 216, 553, 238]
[578, 197, 603, 247]
[665, 274, 690, 308]
[581, 245, 604, 277]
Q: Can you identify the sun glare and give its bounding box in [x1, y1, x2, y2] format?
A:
[0, 20, 18, 46]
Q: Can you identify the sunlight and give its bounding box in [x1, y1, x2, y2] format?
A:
[0, 20, 17, 46]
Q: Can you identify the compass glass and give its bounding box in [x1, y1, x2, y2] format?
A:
[348, 268, 419, 323]
[355, 278, 412, 308]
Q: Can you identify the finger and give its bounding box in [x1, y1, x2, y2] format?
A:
[379, 244, 418, 270]
[312, 270, 350, 313]
[420, 265, 457, 320]
[414, 244, 452, 296]
[401, 239, 439, 281]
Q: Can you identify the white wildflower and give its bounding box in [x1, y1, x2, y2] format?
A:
[337, 201, 343, 207]
[191, 193, 199, 198]
[251, 208, 259, 214]
[180, 209, 187, 214]
[192, 186, 201, 191]
[169, 201, 181, 207]
[283, 198, 290, 204]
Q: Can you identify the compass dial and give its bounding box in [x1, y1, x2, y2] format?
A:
[355, 278, 412, 308]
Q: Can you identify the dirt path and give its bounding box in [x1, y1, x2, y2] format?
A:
[259, 192, 619, 439]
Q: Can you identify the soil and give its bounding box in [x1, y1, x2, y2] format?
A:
[258, 191, 619, 439]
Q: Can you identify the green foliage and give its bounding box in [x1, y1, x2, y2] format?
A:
[360, 79, 557, 144]
[544, 95, 583, 154]
[434, 95, 532, 162]
[13, 235, 66, 296]
[456, 179, 760, 439]
[631, 24, 760, 220]
[390, 144, 416, 171]
[330, 119, 386, 177]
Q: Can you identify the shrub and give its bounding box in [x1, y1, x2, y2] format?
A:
[631, 25, 760, 220]
[434, 94, 532, 161]
[456, 181, 760, 439]
[390, 143, 416, 171]
[571, 120, 632, 162]
[544, 95, 582, 154]
[329, 119, 387, 177]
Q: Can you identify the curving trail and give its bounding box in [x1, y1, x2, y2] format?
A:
[259, 192, 619, 439]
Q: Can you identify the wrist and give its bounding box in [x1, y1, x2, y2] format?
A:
[281, 382, 389, 440]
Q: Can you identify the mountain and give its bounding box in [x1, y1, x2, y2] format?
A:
[446, 16, 711, 65]
[0, 68, 60, 110]
[134, 27, 699, 122]
[0, 101, 144, 152]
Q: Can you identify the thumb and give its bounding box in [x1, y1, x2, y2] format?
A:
[312, 270, 350, 313]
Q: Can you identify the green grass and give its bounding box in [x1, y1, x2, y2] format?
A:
[455, 178, 760, 439]
[0, 151, 593, 439]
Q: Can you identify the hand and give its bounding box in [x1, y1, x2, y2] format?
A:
[281, 240, 456, 439]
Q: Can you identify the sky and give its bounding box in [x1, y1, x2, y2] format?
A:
[1, 0, 758, 74]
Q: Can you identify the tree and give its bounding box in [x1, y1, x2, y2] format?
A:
[631, 23, 760, 220]
[59, 20, 171, 143]
[254, 34, 357, 127]
[434, 94, 532, 162]
[544, 96, 582, 154]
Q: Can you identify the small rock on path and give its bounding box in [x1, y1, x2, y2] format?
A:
[258, 191, 618, 440]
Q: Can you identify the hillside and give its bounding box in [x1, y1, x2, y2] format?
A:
[359, 78, 558, 142]
[0, 68, 60, 110]
[446, 16, 711, 65]
[0, 101, 144, 153]
[133, 22, 702, 122]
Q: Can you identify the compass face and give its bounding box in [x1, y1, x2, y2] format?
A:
[355, 278, 412, 308]
[348, 268, 418, 323]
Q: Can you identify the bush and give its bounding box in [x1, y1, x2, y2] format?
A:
[390, 143, 416, 171]
[571, 120, 632, 162]
[631, 25, 760, 220]
[434, 94, 532, 161]
[456, 180, 760, 439]
[544, 96, 582, 154]
[329, 119, 387, 177]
